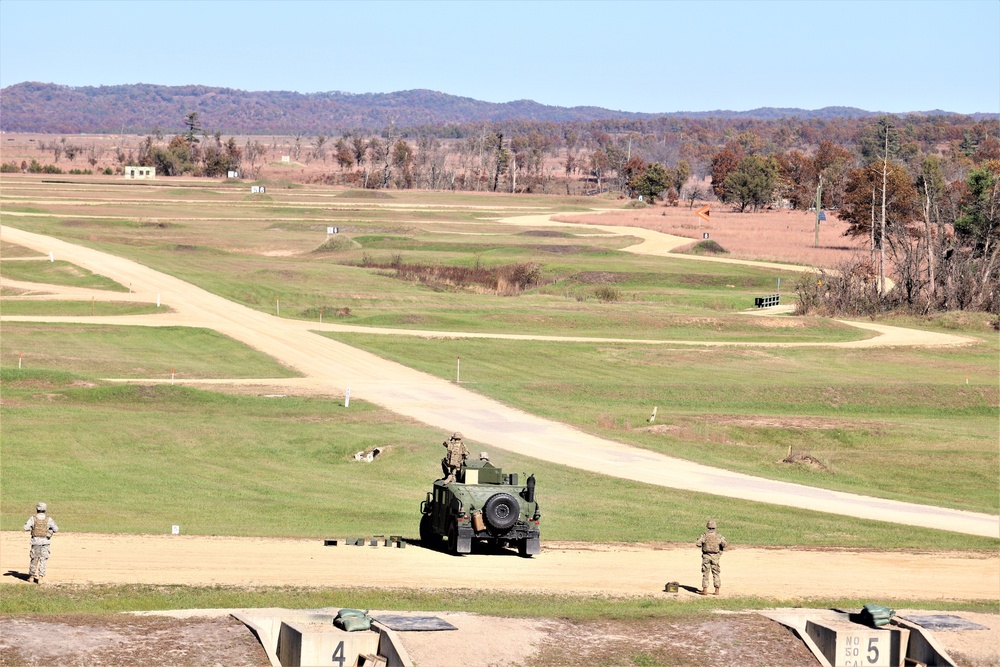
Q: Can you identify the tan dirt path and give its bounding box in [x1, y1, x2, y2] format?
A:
[0, 223, 995, 539]
[1, 532, 996, 602]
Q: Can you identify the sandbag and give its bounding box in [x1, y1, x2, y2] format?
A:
[860, 604, 895, 627]
[335, 614, 373, 632]
[336, 608, 367, 619]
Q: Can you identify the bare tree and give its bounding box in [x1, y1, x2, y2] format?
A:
[312, 135, 328, 164]
[243, 140, 266, 180]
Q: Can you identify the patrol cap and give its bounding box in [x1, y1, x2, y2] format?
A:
[451, 432, 463, 440]
[36, 502, 47, 513]
[706, 519, 717, 529]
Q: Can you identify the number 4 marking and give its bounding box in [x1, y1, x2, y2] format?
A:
[332, 640, 345, 667]
[867, 637, 879, 664]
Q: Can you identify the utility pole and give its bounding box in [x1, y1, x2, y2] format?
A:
[814, 174, 823, 248]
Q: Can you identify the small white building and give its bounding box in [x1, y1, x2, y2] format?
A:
[124, 166, 155, 179]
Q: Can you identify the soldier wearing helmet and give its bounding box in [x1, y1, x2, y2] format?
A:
[23, 502, 58, 584]
[441, 432, 469, 484]
[695, 519, 727, 595]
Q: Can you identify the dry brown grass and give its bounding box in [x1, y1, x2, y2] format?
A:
[558, 188, 868, 270]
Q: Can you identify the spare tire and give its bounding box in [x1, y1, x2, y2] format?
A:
[483, 493, 519, 531]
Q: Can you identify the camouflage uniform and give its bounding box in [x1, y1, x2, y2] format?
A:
[23, 503, 58, 584]
[696, 520, 727, 594]
[441, 432, 469, 483]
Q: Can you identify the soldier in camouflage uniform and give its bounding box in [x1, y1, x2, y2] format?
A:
[441, 432, 469, 484]
[23, 502, 58, 584]
[696, 519, 727, 595]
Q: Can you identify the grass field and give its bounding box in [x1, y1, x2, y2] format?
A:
[0, 300, 163, 316]
[0, 324, 299, 379]
[0, 258, 128, 291]
[1, 178, 997, 554]
[2, 584, 993, 617]
[2, 367, 997, 550]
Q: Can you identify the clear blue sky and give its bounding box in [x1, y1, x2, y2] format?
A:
[1, 0, 997, 114]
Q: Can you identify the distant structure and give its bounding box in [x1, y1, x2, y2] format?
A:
[124, 166, 155, 180]
[227, 170, 240, 178]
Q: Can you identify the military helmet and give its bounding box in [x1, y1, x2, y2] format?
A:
[706, 519, 717, 529]
[479, 451, 490, 461]
[451, 432, 463, 440]
[36, 502, 47, 513]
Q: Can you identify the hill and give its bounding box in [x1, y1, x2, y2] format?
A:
[0, 82, 897, 135]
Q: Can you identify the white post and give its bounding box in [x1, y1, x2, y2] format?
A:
[344, 387, 351, 408]
[19, 353, 22, 369]
[157, 293, 161, 308]
[49, 251, 54, 262]
[320, 309, 323, 324]
[276, 297, 280, 316]
[457, 356, 461, 383]
[171, 368, 175, 384]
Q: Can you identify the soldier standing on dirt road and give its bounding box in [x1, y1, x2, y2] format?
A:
[696, 519, 727, 595]
[23, 502, 58, 584]
[441, 432, 469, 483]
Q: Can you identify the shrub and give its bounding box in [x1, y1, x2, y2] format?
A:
[0, 162, 19, 173]
[691, 240, 728, 255]
[595, 286, 622, 302]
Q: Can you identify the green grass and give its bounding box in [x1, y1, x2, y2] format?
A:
[0, 259, 128, 291]
[1, 240, 43, 257]
[2, 369, 997, 550]
[324, 333, 1000, 515]
[0, 300, 162, 316]
[0, 324, 300, 379]
[1, 584, 994, 616]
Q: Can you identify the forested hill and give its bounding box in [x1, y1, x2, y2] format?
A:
[0, 82, 896, 135]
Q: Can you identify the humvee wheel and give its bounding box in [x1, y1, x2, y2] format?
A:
[483, 492, 519, 531]
[419, 514, 439, 548]
[517, 540, 533, 558]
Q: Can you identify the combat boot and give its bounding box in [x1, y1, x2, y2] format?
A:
[713, 587, 720, 595]
[697, 588, 707, 595]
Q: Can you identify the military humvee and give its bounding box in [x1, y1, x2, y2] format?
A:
[419, 457, 540, 556]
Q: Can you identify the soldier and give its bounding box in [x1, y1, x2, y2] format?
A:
[441, 432, 469, 483]
[695, 519, 727, 595]
[23, 502, 58, 584]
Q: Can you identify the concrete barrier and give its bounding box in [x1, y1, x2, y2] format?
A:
[763, 609, 956, 667]
[232, 609, 413, 667]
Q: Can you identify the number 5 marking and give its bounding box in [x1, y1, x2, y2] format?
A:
[867, 637, 879, 664]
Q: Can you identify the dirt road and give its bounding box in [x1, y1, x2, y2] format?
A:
[1, 222, 995, 539]
[2, 532, 996, 602]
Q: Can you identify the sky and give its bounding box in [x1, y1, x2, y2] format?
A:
[1, 0, 998, 115]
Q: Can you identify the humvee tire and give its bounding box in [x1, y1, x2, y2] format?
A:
[483, 492, 519, 531]
[419, 514, 439, 548]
